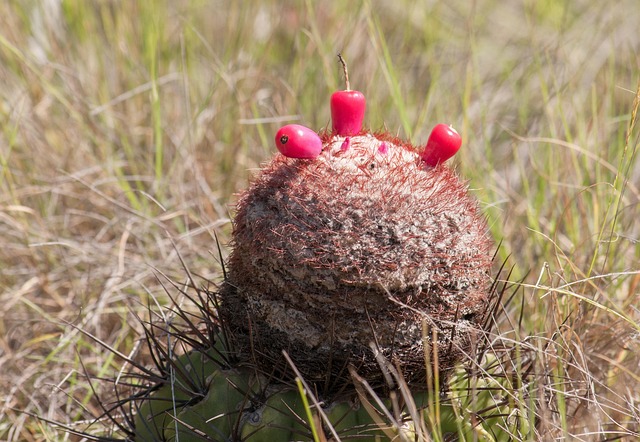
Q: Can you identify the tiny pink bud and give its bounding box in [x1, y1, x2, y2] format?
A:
[275, 124, 323, 159]
[340, 137, 351, 151]
[378, 141, 388, 154]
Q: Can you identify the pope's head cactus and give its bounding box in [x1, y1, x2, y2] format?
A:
[56, 58, 528, 442]
[65, 125, 517, 442]
[219, 130, 493, 390]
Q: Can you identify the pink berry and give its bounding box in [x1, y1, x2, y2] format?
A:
[421, 124, 462, 167]
[331, 55, 366, 136]
[331, 90, 366, 136]
[275, 124, 323, 159]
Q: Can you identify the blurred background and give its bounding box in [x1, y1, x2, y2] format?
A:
[0, 0, 639, 440]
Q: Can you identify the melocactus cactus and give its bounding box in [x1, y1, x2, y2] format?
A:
[220, 131, 493, 390]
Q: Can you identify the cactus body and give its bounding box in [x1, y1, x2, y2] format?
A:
[134, 347, 530, 441]
[135, 347, 418, 441]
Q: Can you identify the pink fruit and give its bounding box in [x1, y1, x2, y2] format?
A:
[275, 124, 323, 159]
[422, 124, 462, 167]
[331, 90, 366, 136]
[331, 55, 366, 136]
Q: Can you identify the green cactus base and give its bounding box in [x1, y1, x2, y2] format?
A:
[134, 341, 531, 441]
[134, 346, 392, 441]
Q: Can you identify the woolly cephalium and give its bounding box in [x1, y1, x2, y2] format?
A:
[219, 131, 493, 391]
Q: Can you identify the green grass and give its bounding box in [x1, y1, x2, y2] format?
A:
[1, 0, 639, 440]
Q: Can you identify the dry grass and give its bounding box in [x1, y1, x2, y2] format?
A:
[0, 0, 639, 440]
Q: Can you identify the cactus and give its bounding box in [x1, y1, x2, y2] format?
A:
[129, 130, 501, 441]
[66, 129, 526, 441]
[219, 131, 493, 391]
